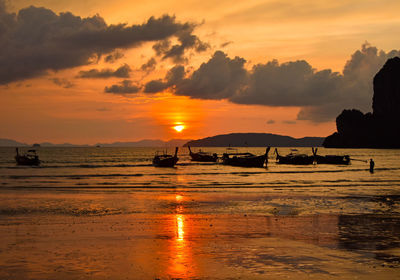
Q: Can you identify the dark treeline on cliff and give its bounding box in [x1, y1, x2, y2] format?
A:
[324, 57, 400, 148]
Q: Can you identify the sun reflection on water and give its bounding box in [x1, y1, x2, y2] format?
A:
[166, 194, 196, 278]
[176, 214, 185, 242]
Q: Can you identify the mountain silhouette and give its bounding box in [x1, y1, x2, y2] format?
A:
[324, 57, 400, 148]
[184, 133, 323, 147]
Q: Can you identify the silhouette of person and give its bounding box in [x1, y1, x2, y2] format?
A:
[369, 158, 375, 173]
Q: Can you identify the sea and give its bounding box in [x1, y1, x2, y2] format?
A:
[1, 146, 400, 279]
[1, 146, 399, 191]
[1, 146, 399, 217]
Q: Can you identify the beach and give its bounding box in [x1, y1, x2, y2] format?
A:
[0, 147, 399, 279]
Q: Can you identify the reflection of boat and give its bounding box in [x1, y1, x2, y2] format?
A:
[312, 148, 351, 165]
[275, 148, 314, 165]
[15, 148, 40, 166]
[153, 147, 179, 167]
[188, 146, 218, 162]
[222, 147, 270, 167]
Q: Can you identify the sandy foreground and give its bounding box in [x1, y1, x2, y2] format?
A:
[0, 189, 399, 279]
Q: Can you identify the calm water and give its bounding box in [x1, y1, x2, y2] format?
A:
[1, 147, 400, 216]
[1, 147, 399, 190]
[1, 147, 399, 279]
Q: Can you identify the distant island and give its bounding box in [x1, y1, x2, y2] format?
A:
[184, 133, 324, 147]
[1, 134, 323, 148]
[0, 138, 29, 147]
[95, 139, 191, 147]
[0, 138, 191, 147]
[324, 57, 400, 148]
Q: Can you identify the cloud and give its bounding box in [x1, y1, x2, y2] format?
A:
[146, 44, 400, 122]
[104, 51, 124, 63]
[297, 43, 400, 121]
[50, 77, 74, 88]
[104, 80, 140, 94]
[220, 41, 233, 48]
[96, 107, 111, 112]
[140, 57, 157, 72]
[144, 51, 247, 98]
[282, 120, 296, 124]
[152, 28, 209, 63]
[0, 2, 200, 84]
[144, 79, 168, 93]
[266, 120, 275, 124]
[144, 65, 185, 93]
[77, 64, 131, 78]
[231, 60, 341, 107]
[174, 51, 247, 99]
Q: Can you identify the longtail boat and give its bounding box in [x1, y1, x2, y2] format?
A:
[15, 148, 40, 166]
[188, 146, 218, 162]
[222, 147, 270, 168]
[153, 147, 179, 167]
[275, 148, 314, 165]
[312, 148, 351, 165]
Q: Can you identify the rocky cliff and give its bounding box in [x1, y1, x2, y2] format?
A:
[323, 57, 400, 148]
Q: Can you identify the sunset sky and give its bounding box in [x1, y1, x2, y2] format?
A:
[1, 0, 400, 144]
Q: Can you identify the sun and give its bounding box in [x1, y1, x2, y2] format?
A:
[173, 125, 185, 132]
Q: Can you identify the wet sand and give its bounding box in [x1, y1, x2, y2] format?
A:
[0, 189, 399, 279]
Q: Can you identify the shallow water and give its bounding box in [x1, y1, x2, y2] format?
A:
[0, 147, 399, 279]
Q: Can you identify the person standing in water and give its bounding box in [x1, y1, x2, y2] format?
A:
[369, 158, 375, 173]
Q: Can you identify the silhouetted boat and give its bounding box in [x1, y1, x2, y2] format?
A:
[222, 147, 270, 167]
[188, 146, 218, 162]
[153, 147, 179, 167]
[15, 148, 40, 166]
[274, 148, 314, 165]
[312, 148, 351, 165]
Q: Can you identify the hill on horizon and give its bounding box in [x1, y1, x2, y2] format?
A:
[0, 138, 28, 147]
[0, 138, 192, 147]
[184, 133, 324, 147]
[95, 139, 191, 147]
[1, 135, 322, 148]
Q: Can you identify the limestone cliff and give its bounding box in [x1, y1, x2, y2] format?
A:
[324, 57, 400, 148]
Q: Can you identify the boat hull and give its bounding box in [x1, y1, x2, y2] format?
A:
[153, 156, 178, 167]
[222, 154, 266, 168]
[15, 155, 40, 166]
[189, 153, 217, 162]
[315, 155, 350, 165]
[276, 155, 314, 165]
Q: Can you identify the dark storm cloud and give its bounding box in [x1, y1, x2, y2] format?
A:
[104, 80, 140, 94]
[147, 44, 400, 122]
[77, 64, 131, 78]
[50, 77, 74, 88]
[0, 1, 199, 84]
